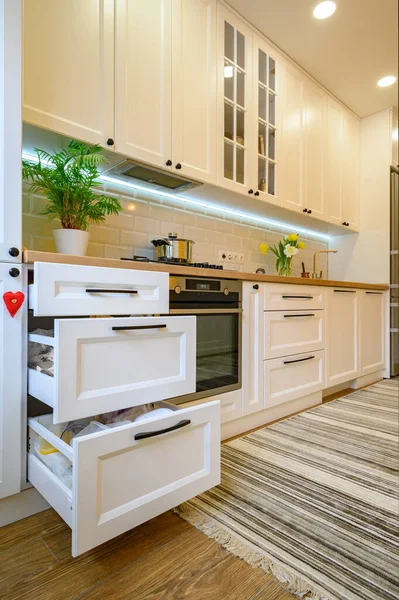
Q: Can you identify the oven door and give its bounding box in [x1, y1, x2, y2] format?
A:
[169, 308, 242, 404]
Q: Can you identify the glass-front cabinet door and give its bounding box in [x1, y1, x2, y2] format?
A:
[252, 37, 280, 205]
[217, 5, 252, 194]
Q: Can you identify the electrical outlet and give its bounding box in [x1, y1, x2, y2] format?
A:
[219, 250, 244, 264]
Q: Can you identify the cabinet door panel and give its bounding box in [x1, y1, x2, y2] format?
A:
[252, 37, 280, 205]
[0, 0, 21, 262]
[242, 282, 264, 415]
[326, 289, 359, 386]
[23, 0, 114, 146]
[342, 112, 360, 230]
[0, 265, 23, 498]
[172, 0, 216, 183]
[360, 291, 385, 375]
[115, 0, 172, 167]
[302, 81, 325, 218]
[325, 99, 343, 225]
[280, 63, 303, 212]
[217, 4, 252, 194]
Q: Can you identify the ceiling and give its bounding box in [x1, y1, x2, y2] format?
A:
[227, 0, 398, 117]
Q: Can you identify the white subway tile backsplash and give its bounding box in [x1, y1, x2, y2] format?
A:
[22, 189, 328, 276]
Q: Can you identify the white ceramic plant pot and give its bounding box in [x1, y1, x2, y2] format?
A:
[53, 229, 90, 256]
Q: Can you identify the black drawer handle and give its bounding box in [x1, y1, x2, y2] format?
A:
[283, 313, 315, 318]
[282, 295, 313, 299]
[86, 288, 139, 294]
[283, 355, 315, 365]
[135, 419, 191, 440]
[366, 291, 383, 295]
[334, 290, 356, 293]
[112, 324, 167, 331]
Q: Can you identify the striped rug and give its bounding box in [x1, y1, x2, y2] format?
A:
[176, 379, 399, 600]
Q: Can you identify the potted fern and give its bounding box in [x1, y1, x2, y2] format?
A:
[22, 140, 122, 255]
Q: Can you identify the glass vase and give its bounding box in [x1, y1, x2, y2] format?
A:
[277, 259, 292, 277]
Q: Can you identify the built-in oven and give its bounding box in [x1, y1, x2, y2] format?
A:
[168, 276, 242, 404]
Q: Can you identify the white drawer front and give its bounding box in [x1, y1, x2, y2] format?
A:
[28, 401, 220, 557]
[29, 262, 169, 316]
[264, 350, 324, 408]
[263, 284, 325, 311]
[28, 316, 196, 422]
[264, 311, 325, 359]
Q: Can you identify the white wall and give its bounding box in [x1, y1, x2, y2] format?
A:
[328, 108, 392, 284]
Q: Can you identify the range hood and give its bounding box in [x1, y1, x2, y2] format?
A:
[103, 159, 202, 194]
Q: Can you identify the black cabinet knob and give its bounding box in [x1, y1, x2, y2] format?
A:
[9, 268, 20, 278]
[106, 138, 114, 146]
[303, 208, 308, 213]
[248, 189, 254, 194]
[254, 191, 260, 196]
[342, 222, 346, 226]
[346, 222, 349, 227]
[307, 209, 312, 214]
[253, 284, 259, 290]
[175, 163, 182, 169]
[165, 159, 172, 166]
[8, 247, 19, 257]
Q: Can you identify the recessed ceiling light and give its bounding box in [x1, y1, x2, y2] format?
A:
[377, 75, 396, 88]
[313, 1, 336, 19]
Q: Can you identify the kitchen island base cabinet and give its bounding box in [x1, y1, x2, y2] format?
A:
[28, 401, 220, 557]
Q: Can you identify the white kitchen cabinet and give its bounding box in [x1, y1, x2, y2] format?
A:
[115, 0, 172, 168]
[29, 262, 169, 317]
[251, 35, 280, 204]
[302, 80, 326, 219]
[325, 98, 343, 226]
[341, 111, 360, 230]
[0, 264, 23, 499]
[242, 282, 264, 415]
[279, 62, 304, 213]
[325, 98, 360, 231]
[326, 289, 359, 386]
[359, 291, 385, 375]
[0, 0, 22, 263]
[264, 350, 324, 409]
[265, 310, 324, 360]
[23, 0, 115, 147]
[172, 0, 217, 184]
[28, 316, 196, 423]
[217, 4, 253, 194]
[263, 283, 325, 311]
[28, 401, 220, 556]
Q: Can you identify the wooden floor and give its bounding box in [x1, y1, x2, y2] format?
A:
[2, 389, 355, 600]
[0, 508, 296, 600]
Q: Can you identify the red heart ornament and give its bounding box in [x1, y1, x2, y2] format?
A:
[3, 291, 25, 318]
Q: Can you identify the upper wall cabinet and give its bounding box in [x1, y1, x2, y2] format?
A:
[325, 98, 360, 231]
[217, 4, 253, 194]
[114, 0, 172, 168]
[23, 0, 115, 147]
[279, 62, 304, 213]
[171, 0, 217, 184]
[301, 80, 326, 220]
[252, 36, 280, 205]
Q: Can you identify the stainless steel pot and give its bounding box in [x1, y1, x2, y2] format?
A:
[151, 233, 195, 263]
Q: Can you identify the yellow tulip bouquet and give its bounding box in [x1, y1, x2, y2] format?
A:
[259, 233, 305, 277]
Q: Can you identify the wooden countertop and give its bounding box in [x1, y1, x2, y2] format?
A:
[22, 250, 389, 291]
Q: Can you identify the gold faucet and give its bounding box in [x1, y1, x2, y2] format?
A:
[312, 250, 338, 279]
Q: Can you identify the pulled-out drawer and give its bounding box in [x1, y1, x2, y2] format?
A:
[28, 401, 220, 557]
[263, 284, 325, 311]
[264, 350, 324, 408]
[28, 262, 169, 316]
[264, 310, 324, 359]
[28, 316, 196, 422]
